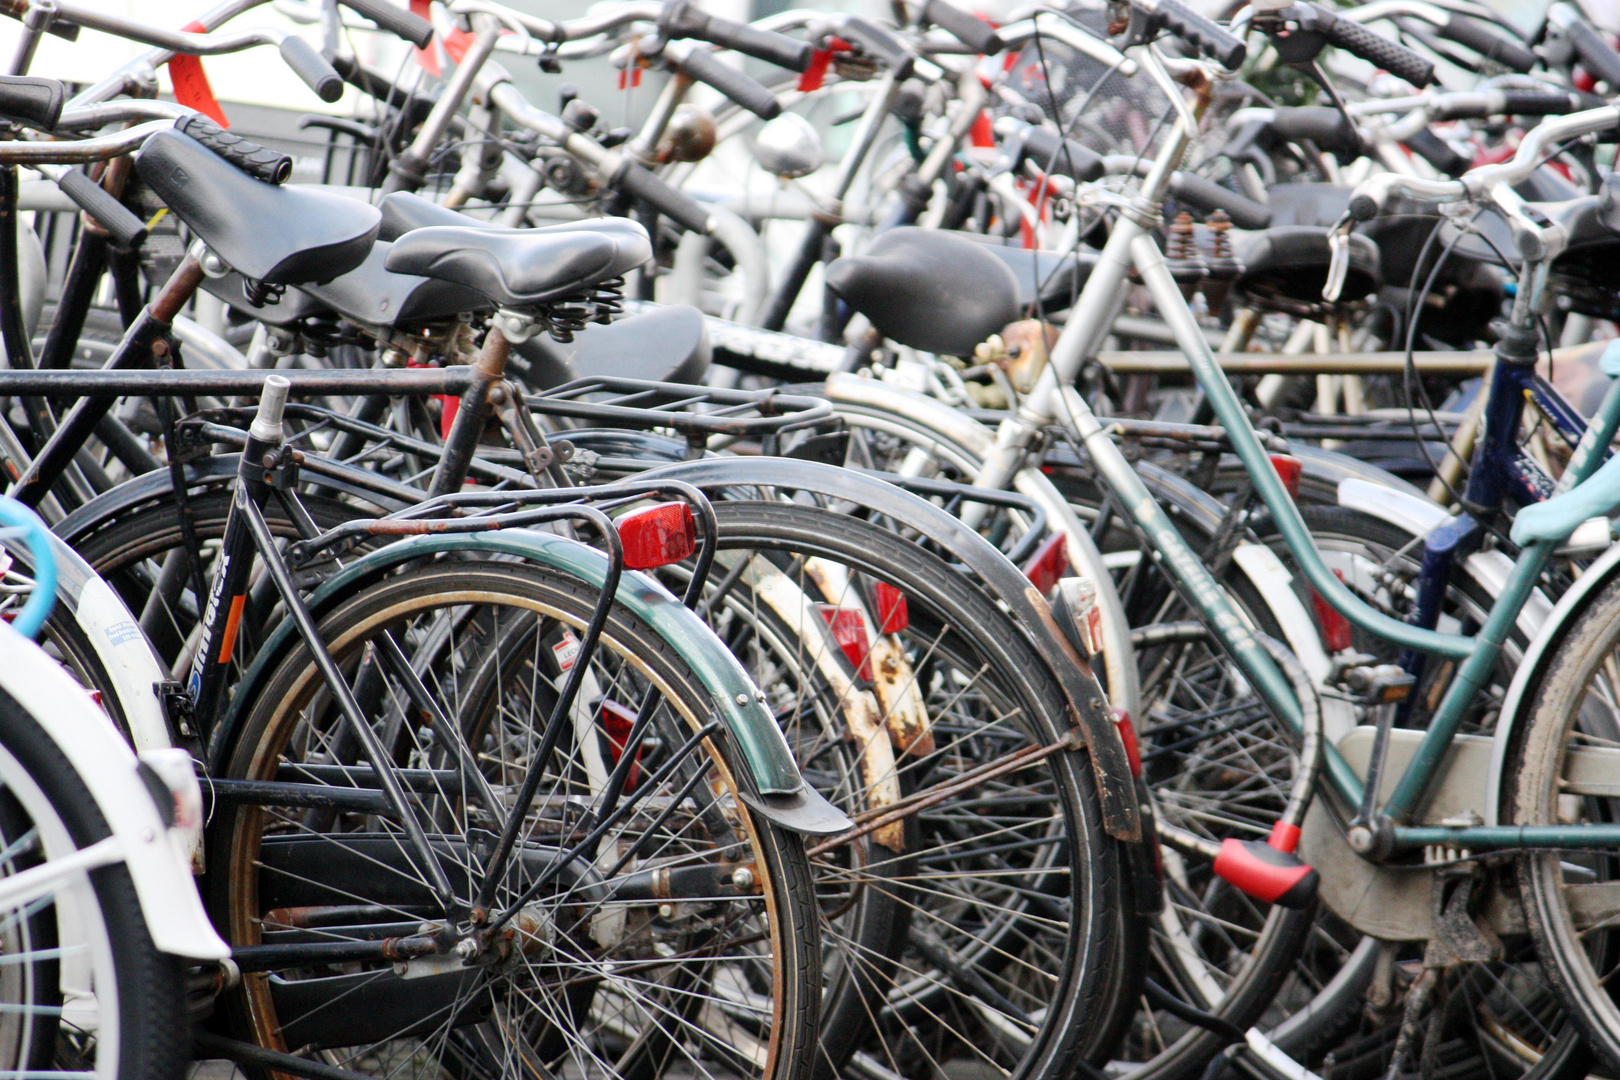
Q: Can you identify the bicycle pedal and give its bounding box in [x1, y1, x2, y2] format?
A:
[1213, 838, 1318, 908]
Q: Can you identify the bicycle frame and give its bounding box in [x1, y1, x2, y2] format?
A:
[974, 42, 1620, 860]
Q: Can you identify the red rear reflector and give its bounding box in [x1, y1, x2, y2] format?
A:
[598, 699, 642, 790]
[1115, 710, 1142, 778]
[1269, 455, 1303, 499]
[1310, 570, 1352, 653]
[817, 605, 873, 681]
[1023, 532, 1069, 597]
[873, 582, 909, 634]
[618, 502, 696, 570]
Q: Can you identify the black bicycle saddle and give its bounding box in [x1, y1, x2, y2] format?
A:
[385, 221, 652, 307]
[378, 191, 497, 241]
[300, 240, 490, 326]
[516, 304, 711, 388]
[136, 129, 379, 284]
[1235, 226, 1381, 306]
[824, 227, 1022, 356]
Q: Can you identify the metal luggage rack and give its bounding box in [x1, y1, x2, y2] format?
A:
[524, 377, 835, 437]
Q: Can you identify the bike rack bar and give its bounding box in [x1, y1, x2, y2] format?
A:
[0, 368, 477, 395]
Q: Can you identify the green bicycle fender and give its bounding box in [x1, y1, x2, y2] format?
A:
[211, 529, 850, 833]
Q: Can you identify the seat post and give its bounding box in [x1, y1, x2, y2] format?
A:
[426, 323, 510, 497]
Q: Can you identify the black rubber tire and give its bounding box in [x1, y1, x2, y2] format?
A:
[208, 560, 822, 1080]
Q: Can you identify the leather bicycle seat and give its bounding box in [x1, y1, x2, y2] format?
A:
[515, 304, 711, 389]
[136, 129, 379, 285]
[378, 191, 496, 241]
[964, 237, 1098, 310]
[384, 221, 652, 307]
[300, 240, 490, 326]
[1235, 226, 1381, 306]
[824, 227, 1022, 356]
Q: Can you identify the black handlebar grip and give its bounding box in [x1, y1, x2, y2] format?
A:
[1323, 15, 1435, 86]
[1020, 125, 1105, 181]
[279, 36, 344, 102]
[339, 0, 434, 48]
[175, 115, 294, 184]
[615, 160, 714, 234]
[0, 77, 63, 130]
[676, 46, 781, 119]
[1501, 89, 1581, 114]
[1403, 128, 1469, 176]
[1270, 105, 1359, 153]
[57, 169, 147, 248]
[659, 0, 813, 72]
[1147, 0, 1246, 69]
[1565, 15, 1620, 87]
[921, 0, 1005, 54]
[1437, 15, 1536, 72]
[1169, 173, 1271, 229]
[835, 16, 917, 76]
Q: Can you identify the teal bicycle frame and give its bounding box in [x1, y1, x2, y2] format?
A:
[975, 49, 1620, 858]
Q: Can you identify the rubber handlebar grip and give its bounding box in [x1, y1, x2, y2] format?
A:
[676, 46, 781, 119]
[0, 76, 62, 129]
[1501, 89, 1581, 114]
[1269, 105, 1359, 153]
[922, 0, 1004, 54]
[1565, 15, 1620, 87]
[279, 35, 344, 102]
[339, 0, 434, 48]
[1147, 0, 1246, 69]
[1324, 14, 1435, 86]
[57, 169, 147, 248]
[1437, 14, 1535, 72]
[1020, 125, 1105, 181]
[659, 1, 813, 72]
[175, 115, 294, 184]
[1169, 173, 1272, 229]
[615, 160, 713, 234]
[1403, 128, 1469, 176]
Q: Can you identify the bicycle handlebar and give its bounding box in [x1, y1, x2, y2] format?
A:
[337, 0, 434, 48]
[0, 77, 62, 130]
[1549, 4, 1620, 87]
[919, 0, 1004, 55]
[660, 0, 813, 71]
[1138, 0, 1246, 69]
[662, 40, 782, 119]
[1436, 14, 1536, 72]
[1348, 104, 1620, 218]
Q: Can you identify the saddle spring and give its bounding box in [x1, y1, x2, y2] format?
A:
[540, 277, 625, 343]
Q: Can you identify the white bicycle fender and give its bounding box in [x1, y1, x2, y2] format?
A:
[1484, 540, 1620, 825]
[0, 623, 227, 959]
[1336, 478, 1553, 640]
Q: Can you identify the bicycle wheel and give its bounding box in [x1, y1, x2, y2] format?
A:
[208, 559, 820, 1080]
[0, 678, 188, 1078]
[653, 501, 1126, 1080]
[1509, 573, 1620, 1077]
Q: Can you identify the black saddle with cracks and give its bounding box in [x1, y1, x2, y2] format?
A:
[136, 129, 379, 285]
[385, 222, 653, 308]
[825, 227, 1022, 356]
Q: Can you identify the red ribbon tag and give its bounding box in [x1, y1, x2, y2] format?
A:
[797, 37, 850, 93]
[171, 20, 228, 126]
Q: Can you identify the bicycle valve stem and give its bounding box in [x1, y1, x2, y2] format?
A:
[249, 374, 290, 444]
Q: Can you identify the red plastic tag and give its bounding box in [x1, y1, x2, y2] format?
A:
[411, 0, 441, 74]
[798, 48, 832, 92]
[969, 109, 994, 147]
[171, 21, 228, 127]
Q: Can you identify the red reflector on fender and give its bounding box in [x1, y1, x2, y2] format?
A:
[1269, 454, 1303, 499]
[817, 605, 873, 681]
[617, 503, 696, 569]
[1023, 532, 1069, 597]
[873, 582, 908, 634]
